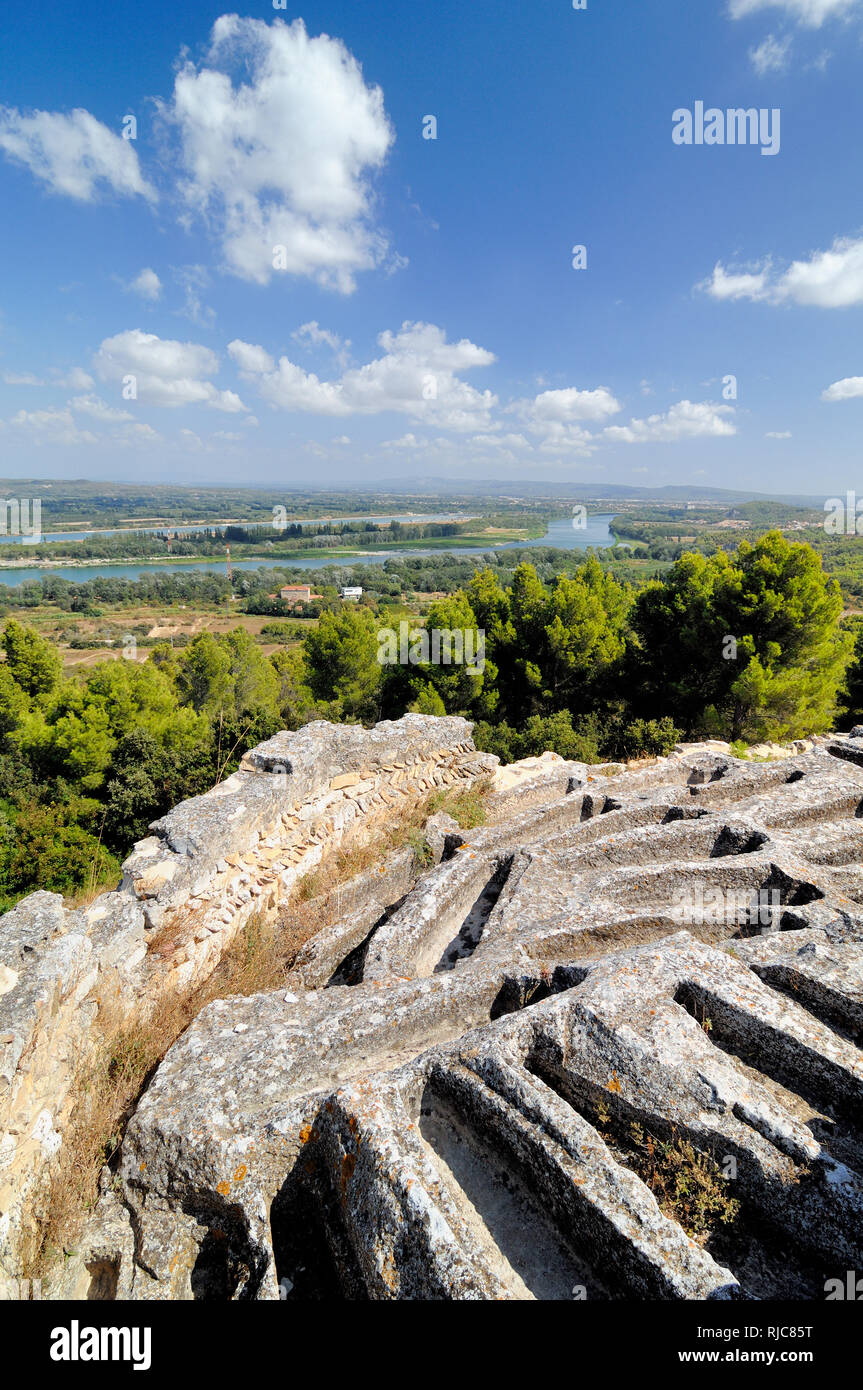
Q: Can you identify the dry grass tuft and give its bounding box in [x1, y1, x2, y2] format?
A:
[295, 778, 491, 903]
[22, 990, 195, 1282]
[425, 783, 489, 830]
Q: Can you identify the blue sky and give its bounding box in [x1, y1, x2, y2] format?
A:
[1, 0, 862, 494]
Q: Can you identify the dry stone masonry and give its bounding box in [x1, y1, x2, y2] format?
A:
[3, 717, 863, 1300]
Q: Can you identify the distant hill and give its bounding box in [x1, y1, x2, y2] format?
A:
[0, 475, 826, 512]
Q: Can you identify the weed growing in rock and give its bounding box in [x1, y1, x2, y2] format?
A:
[628, 1123, 740, 1242]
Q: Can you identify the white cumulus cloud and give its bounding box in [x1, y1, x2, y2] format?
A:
[514, 385, 622, 426]
[0, 107, 156, 202]
[229, 321, 497, 431]
[778, 236, 863, 306]
[822, 375, 863, 400]
[126, 268, 162, 301]
[94, 329, 247, 412]
[8, 407, 98, 446]
[604, 400, 737, 444]
[700, 263, 773, 301]
[507, 385, 620, 456]
[701, 236, 863, 308]
[227, 340, 275, 375]
[158, 15, 394, 289]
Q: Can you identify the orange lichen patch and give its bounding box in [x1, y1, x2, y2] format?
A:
[233, 1164, 247, 1183]
[340, 1150, 357, 1196]
[299, 1123, 313, 1144]
[139, 1161, 147, 1172]
[216, 1179, 231, 1196]
[380, 1251, 399, 1294]
[607, 1071, 622, 1094]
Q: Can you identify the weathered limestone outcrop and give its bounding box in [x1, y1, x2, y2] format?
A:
[46, 729, 861, 1303]
[0, 889, 146, 1296]
[0, 715, 495, 1294]
[6, 721, 863, 1300]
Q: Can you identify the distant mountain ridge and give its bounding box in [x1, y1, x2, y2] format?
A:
[0, 475, 826, 510]
[344, 476, 826, 508]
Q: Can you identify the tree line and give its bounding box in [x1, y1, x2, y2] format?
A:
[0, 530, 859, 910]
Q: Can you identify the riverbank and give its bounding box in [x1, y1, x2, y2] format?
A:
[0, 515, 619, 587]
[0, 526, 540, 569]
[0, 511, 480, 546]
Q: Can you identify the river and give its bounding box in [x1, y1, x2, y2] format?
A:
[0, 514, 617, 588]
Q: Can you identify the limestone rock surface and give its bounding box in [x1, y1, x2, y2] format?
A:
[86, 734, 863, 1301]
